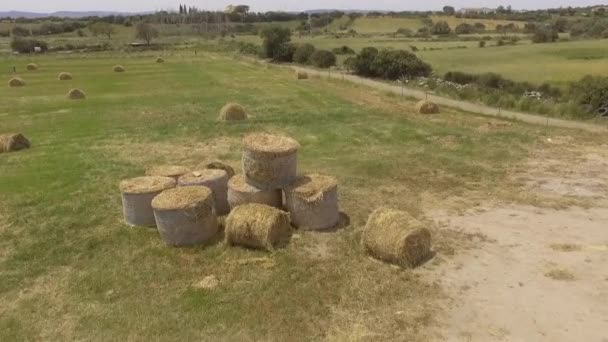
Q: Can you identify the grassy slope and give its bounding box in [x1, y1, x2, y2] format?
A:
[0, 52, 599, 340]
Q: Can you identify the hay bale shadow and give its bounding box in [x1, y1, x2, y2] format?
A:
[314, 211, 351, 233]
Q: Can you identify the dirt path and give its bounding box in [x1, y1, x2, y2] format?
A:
[427, 142, 608, 341]
[289, 66, 607, 133]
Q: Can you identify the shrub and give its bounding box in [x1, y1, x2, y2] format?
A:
[431, 21, 451, 35]
[293, 43, 315, 64]
[445, 71, 478, 85]
[568, 75, 608, 112]
[343, 56, 357, 72]
[455, 23, 476, 34]
[0, 30, 9, 37]
[238, 42, 262, 56]
[10, 37, 48, 53]
[479, 40, 486, 48]
[310, 50, 337, 68]
[396, 28, 414, 36]
[11, 26, 30, 37]
[332, 45, 355, 55]
[532, 27, 559, 43]
[372, 50, 432, 80]
[351, 47, 379, 77]
[260, 25, 292, 61]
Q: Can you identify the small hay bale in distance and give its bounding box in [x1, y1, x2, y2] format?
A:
[152, 186, 219, 246]
[113, 65, 126, 73]
[225, 203, 292, 251]
[67, 88, 86, 100]
[219, 103, 248, 121]
[416, 100, 440, 114]
[8, 77, 25, 87]
[26, 63, 38, 71]
[296, 71, 308, 80]
[197, 160, 236, 179]
[0, 133, 31, 153]
[242, 133, 300, 190]
[228, 174, 283, 210]
[284, 174, 340, 230]
[119, 176, 176, 227]
[178, 169, 231, 216]
[58, 72, 73, 81]
[363, 208, 432, 268]
[156, 57, 165, 63]
[146, 165, 191, 180]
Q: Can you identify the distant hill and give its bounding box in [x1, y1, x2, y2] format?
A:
[0, 10, 149, 18]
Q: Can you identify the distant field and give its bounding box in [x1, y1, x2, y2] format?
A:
[350, 17, 423, 33]
[429, 15, 524, 30]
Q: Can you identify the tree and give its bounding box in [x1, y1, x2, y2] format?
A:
[135, 23, 159, 45]
[293, 43, 316, 64]
[443, 6, 456, 15]
[11, 26, 30, 37]
[431, 21, 451, 35]
[310, 50, 336, 68]
[90, 22, 115, 39]
[455, 23, 475, 34]
[259, 26, 291, 61]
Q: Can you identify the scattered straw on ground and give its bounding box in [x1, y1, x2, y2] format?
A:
[550, 243, 582, 252]
[243, 133, 300, 156]
[545, 268, 576, 281]
[146, 165, 191, 179]
[119, 176, 176, 194]
[152, 186, 214, 211]
[225, 203, 292, 251]
[219, 103, 248, 121]
[416, 100, 440, 114]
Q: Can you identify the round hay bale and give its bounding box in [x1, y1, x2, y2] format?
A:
[228, 175, 282, 210]
[113, 65, 125, 73]
[58, 72, 73, 81]
[225, 203, 292, 251]
[416, 100, 440, 114]
[362, 208, 432, 268]
[146, 165, 191, 180]
[178, 169, 230, 216]
[26, 63, 38, 71]
[242, 133, 300, 190]
[284, 174, 339, 230]
[197, 160, 235, 179]
[156, 57, 165, 63]
[0, 133, 31, 153]
[8, 77, 25, 87]
[152, 186, 219, 246]
[119, 176, 176, 227]
[219, 103, 247, 121]
[296, 71, 309, 80]
[67, 88, 86, 100]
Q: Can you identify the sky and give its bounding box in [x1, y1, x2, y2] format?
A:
[1, 0, 604, 13]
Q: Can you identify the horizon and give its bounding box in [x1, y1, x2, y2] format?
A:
[1, 1, 605, 14]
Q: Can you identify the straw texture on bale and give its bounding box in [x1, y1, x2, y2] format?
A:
[119, 176, 176, 227]
[178, 169, 230, 216]
[58, 72, 73, 80]
[67, 88, 86, 100]
[156, 57, 165, 63]
[0, 133, 31, 153]
[152, 186, 219, 246]
[285, 174, 339, 230]
[113, 65, 125, 72]
[26, 63, 38, 71]
[415, 100, 440, 114]
[8, 77, 25, 87]
[146, 165, 191, 180]
[363, 208, 432, 268]
[225, 204, 292, 251]
[228, 175, 282, 210]
[242, 133, 300, 190]
[197, 160, 235, 179]
[296, 71, 308, 80]
[219, 103, 247, 121]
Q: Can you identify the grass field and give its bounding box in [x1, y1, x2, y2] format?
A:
[3, 50, 597, 340]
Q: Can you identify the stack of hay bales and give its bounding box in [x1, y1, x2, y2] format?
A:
[362, 208, 432, 268]
[26, 63, 38, 71]
[58, 72, 73, 81]
[242, 133, 299, 190]
[0, 133, 30, 153]
[8, 77, 25, 87]
[219, 103, 248, 121]
[285, 174, 339, 230]
[416, 100, 440, 114]
[178, 169, 231, 216]
[228, 175, 282, 210]
[113, 65, 126, 73]
[67, 89, 86, 100]
[119, 176, 177, 227]
[146, 165, 191, 180]
[152, 186, 219, 246]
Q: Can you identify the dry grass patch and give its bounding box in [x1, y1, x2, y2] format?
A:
[545, 268, 576, 281]
[550, 243, 582, 252]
